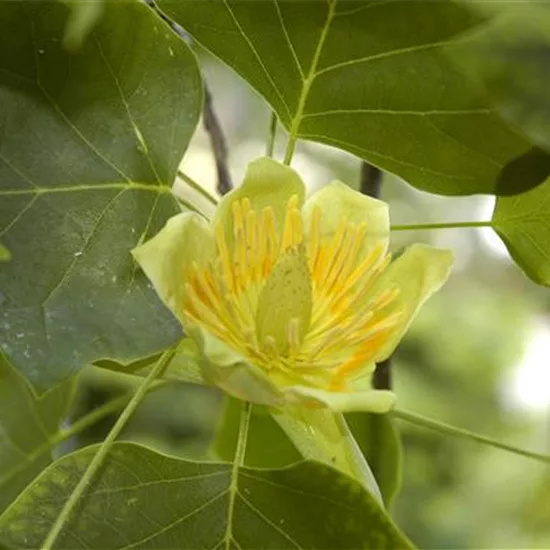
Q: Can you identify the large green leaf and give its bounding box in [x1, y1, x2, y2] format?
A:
[159, 0, 546, 195]
[0, 352, 74, 515]
[0, 1, 202, 389]
[449, 2, 550, 154]
[0, 442, 413, 549]
[346, 413, 403, 508]
[493, 175, 550, 286]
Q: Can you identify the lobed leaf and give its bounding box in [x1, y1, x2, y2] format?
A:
[0, 353, 74, 515]
[448, 1, 550, 155]
[493, 175, 550, 286]
[159, 0, 548, 195]
[0, 0, 202, 389]
[0, 442, 413, 549]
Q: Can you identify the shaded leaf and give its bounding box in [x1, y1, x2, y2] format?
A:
[0, 442, 413, 549]
[214, 398, 383, 502]
[346, 412, 403, 507]
[0, 244, 10, 262]
[63, 0, 105, 50]
[449, 1, 550, 154]
[0, 0, 202, 389]
[214, 397, 302, 468]
[0, 352, 74, 515]
[159, 0, 546, 195]
[493, 175, 550, 286]
[215, 399, 388, 507]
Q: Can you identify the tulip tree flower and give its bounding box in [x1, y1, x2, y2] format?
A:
[133, 157, 452, 413]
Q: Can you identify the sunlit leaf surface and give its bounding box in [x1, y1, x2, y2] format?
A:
[494, 176, 550, 286]
[160, 0, 547, 195]
[0, 442, 413, 549]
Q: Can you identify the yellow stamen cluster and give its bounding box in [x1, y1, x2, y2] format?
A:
[184, 195, 401, 391]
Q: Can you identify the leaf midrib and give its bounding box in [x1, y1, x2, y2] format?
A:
[0, 182, 173, 196]
[284, 0, 337, 162]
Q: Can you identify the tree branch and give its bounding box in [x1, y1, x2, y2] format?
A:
[203, 83, 233, 196]
[359, 161, 392, 391]
[144, 0, 232, 196]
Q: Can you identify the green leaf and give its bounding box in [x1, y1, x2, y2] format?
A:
[0, 0, 202, 389]
[346, 412, 403, 508]
[214, 397, 302, 468]
[63, 0, 105, 51]
[159, 0, 546, 195]
[0, 442, 413, 549]
[0, 352, 74, 515]
[449, 2, 550, 155]
[0, 244, 11, 262]
[493, 175, 550, 286]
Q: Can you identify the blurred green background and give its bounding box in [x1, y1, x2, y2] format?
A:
[70, 52, 550, 549]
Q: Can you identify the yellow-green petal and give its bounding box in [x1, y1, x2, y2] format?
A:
[212, 157, 306, 250]
[373, 244, 453, 362]
[190, 325, 284, 407]
[256, 248, 312, 354]
[284, 385, 396, 413]
[131, 212, 215, 324]
[302, 181, 390, 258]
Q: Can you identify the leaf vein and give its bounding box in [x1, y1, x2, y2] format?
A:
[119, 489, 228, 550]
[314, 38, 461, 77]
[238, 492, 303, 549]
[222, 0, 293, 121]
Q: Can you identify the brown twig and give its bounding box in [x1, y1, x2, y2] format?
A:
[203, 83, 233, 196]
[359, 162, 392, 391]
[144, 1, 232, 196]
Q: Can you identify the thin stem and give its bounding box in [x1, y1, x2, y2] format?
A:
[234, 402, 251, 467]
[393, 409, 550, 466]
[174, 195, 209, 218]
[0, 382, 167, 490]
[224, 401, 251, 549]
[283, 0, 337, 165]
[57, 380, 167, 445]
[41, 348, 176, 550]
[177, 169, 218, 206]
[266, 112, 277, 158]
[391, 220, 493, 232]
[203, 83, 233, 196]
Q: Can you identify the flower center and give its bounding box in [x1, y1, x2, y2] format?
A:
[183, 195, 401, 390]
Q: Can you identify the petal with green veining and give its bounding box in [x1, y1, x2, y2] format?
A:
[372, 244, 454, 362]
[302, 181, 390, 259]
[131, 212, 215, 324]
